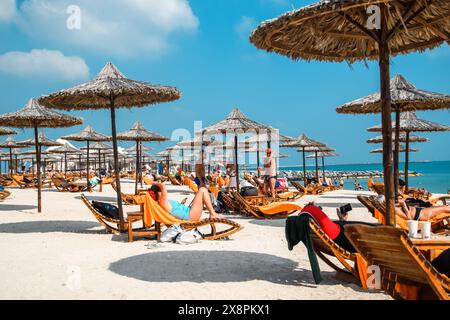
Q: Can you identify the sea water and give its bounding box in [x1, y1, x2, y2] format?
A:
[278, 161, 450, 194]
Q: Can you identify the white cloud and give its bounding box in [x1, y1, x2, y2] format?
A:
[14, 0, 199, 57]
[235, 16, 256, 39]
[0, 0, 17, 22]
[0, 49, 90, 81]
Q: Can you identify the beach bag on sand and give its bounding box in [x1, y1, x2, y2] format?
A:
[175, 229, 203, 245]
[160, 225, 183, 243]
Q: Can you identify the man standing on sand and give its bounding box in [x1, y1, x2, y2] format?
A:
[262, 148, 277, 198]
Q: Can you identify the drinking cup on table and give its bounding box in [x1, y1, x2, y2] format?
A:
[420, 221, 431, 240]
[407, 220, 419, 238]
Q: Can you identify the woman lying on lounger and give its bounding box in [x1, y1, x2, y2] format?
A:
[395, 197, 450, 221]
[148, 182, 223, 221]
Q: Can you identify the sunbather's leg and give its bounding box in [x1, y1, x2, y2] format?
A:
[419, 205, 450, 221]
[269, 177, 276, 198]
[189, 187, 222, 220]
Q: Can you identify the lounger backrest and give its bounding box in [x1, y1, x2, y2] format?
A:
[344, 224, 450, 291]
[309, 219, 354, 260]
[80, 194, 120, 223]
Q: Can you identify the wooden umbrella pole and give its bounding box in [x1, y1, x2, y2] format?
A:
[257, 140, 260, 177]
[110, 100, 125, 230]
[302, 146, 307, 187]
[379, 3, 396, 226]
[134, 140, 139, 195]
[98, 149, 101, 177]
[314, 151, 319, 182]
[322, 157, 325, 180]
[15, 154, 18, 174]
[234, 134, 240, 193]
[86, 141, 91, 190]
[9, 148, 12, 176]
[405, 131, 410, 191]
[181, 148, 184, 172]
[34, 125, 42, 213]
[79, 154, 82, 179]
[139, 141, 143, 188]
[394, 105, 401, 198]
[64, 152, 68, 178]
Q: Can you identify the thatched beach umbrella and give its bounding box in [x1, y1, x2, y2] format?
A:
[368, 111, 450, 189]
[250, 0, 450, 225]
[201, 108, 272, 192]
[0, 137, 22, 176]
[62, 126, 111, 189]
[81, 141, 112, 177]
[367, 132, 429, 144]
[371, 145, 418, 154]
[307, 151, 338, 180]
[337, 74, 450, 195]
[118, 121, 168, 194]
[48, 144, 82, 178]
[0, 127, 16, 136]
[39, 62, 181, 228]
[303, 145, 336, 182]
[0, 99, 82, 212]
[281, 133, 326, 186]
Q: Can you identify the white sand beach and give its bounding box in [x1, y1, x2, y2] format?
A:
[0, 182, 391, 300]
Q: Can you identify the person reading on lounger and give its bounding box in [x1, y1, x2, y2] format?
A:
[148, 182, 223, 221]
[395, 197, 450, 221]
[300, 203, 377, 253]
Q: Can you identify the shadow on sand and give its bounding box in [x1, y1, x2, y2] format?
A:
[0, 204, 38, 213]
[0, 220, 106, 235]
[109, 250, 346, 287]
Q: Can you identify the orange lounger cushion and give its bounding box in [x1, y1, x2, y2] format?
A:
[258, 202, 302, 215]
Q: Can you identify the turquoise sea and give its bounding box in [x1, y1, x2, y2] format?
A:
[278, 161, 450, 194]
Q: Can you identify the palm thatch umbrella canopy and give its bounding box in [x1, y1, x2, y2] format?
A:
[62, 126, 111, 190]
[0, 127, 16, 136]
[371, 145, 418, 153]
[281, 133, 326, 186]
[200, 108, 272, 192]
[337, 74, 450, 196]
[368, 111, 450, 188]
[0, 99, 82, 212]
[17, 132, 62, 148]
[250, 0, 450, 225]
[39, 62, 181, 227]
[367, 132, 429, 144]
[126, 144, 152, 153]
[307, 151, 338, 180]
[81, 141, 112, 178]
[302, 145, 336, 182]
[117, 121, 169, 194]
[0, 137, 22, 176]
[48, 144, 82, 178]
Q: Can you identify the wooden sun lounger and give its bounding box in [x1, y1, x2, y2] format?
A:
[230, 191, 302, 219]
[308, 218, 367, 287]
[111, 181, 145, 206]
[291, 181, 327, 195]
[344, 224, 450, 300]
[168, 175, 181, 186]
[183, 177, 199, 193]
[221, 192, 242, 213]
[52, 177, 88, 193]
[368, 196, 450, 234]
[132, 193, 243, 241]
[0, 189, 11, 201]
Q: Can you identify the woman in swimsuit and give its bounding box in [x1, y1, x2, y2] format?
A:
[148, 182, 223, 221]
[395, 197, 450, 221]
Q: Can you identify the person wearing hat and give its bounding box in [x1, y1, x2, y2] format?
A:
[263, 148, 277, 198]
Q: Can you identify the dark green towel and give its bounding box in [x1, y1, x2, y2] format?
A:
[285, 215, 323, 284]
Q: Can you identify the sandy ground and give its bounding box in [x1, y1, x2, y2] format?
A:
[0, 180, 391, 300]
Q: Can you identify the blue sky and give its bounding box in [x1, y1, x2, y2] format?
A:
[0, 0, 449, 166]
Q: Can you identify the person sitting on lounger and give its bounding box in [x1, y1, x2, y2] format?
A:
[148, 182, 223, 221]
[395, 197, 450, 221]
[301, 203, 377, 253]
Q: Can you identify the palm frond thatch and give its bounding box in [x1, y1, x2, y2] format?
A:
[368, 111, 450, 132]
[62, 125, 111, 142]
[306, 152, 338, 158]
[80, 141, 112, 151]
[17, 132, 62, 147]
[281, 133, 326, 148]
[367, 132, 429, 144]
[0, 99, 83, 128]
[117, 121, 168, 142]
[38, 62, 181, 110]
[250, 0, 450, 63]
[336, 75, 450, 114]
[371, 145, 418, 153]
[0, 127, 17, 136]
